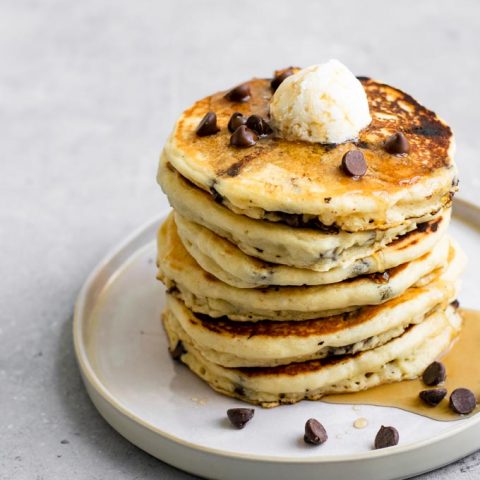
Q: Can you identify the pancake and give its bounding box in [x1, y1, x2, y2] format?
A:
[157, 215, 454, 321]
[159, 156, 445, 271]
[163, 304, 462, 407]
[161, 77, 457, 232]
[174, 209, 450, 288]
[165, 275, 458, 367]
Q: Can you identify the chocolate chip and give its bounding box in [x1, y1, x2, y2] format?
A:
[416, 221, 429, 233]
[210, 186, 223, 204]
[230, 125, 257, 148]
[384, 132, 410, 155]
[225, 83, 251, 102]
[166, 285, 179, 295]
[228, 112, 247, 133]
[451, 299, 460, 309]
[233, 386, 245, 397]
[355, 140, 369, 149]
[227, 408, 254, 429]
[372, 271, 390, 284]
[304, 418, 328, 445]
[422, 361, 446, 386]
[419, 388, 447, 406]
[341, 150, 367, 177]
[196, 112, 220, 137]
[246, 115, 273, 136]
[169, 341, 186, 361]
[271, 67, 297, 92]
[449, 388, 477, 414]
[374, 426, 399, 449]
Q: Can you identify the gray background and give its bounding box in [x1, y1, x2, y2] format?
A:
[2, 0, 480, 478]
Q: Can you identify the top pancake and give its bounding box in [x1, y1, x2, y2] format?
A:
[162, 77, 456, 231]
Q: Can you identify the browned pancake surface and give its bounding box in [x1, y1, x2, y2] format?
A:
[190, 284, 437, 339]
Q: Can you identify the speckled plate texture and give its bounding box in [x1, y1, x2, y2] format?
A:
[74, 198, 480, 480]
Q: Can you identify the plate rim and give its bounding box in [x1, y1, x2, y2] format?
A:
[73, 196, 480, 465]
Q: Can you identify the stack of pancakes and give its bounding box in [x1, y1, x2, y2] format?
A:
[156, 76, 465, 408]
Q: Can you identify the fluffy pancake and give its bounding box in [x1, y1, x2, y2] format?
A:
[163, 305, 462, 407]
[159, 160, 445, 271]
[174, 209, 450, 288]
[165, 275, 458, 367]
[157, 216, 455, 321]
[161, 77, 457, 232]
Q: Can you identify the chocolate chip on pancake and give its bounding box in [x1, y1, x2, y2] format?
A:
[372, 271, 390, 284]
[419, 388, 447, 406]
[449, 388, 477, 414]
[230, 125, 258, 148]
[422, 361, 446, 386]
[341, 150, 367, 177]
[225, 83, 251, 102]
[196, 112, 220, 137]
[385, 132, 410, 155]
[246, 115, 273, 136]
[271, 67, 297, 92]
[227, 408, 255, 429]
[228, 112, 247, 133]
[209, 184, 224, 204]
[374, 425, 399, 449]
[416, 221, 432, 233]
[234, 385, 245, 397]
[304, 418, 328, 445]
[169, 341, 186, 361]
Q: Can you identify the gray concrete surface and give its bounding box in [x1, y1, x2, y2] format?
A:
[2, 1, 480, 478]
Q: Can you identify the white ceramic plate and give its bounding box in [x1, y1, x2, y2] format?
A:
[74, 199, 480, 480]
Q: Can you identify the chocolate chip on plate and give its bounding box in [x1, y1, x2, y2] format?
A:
[246, 115, 273, 136]
[384, 132, 410, 155]
[422, 361, 446, 386]
[228, 112, 247, 133]
[374, 425, 399, 449]
[419, 388, 448, 406]
[227, 408, 255, 429]
[230, 125, 258, 148]
[341, 150, 367, 177]
[271, 67, 297, 92]
[449, 388, 477, 414]
[225, 83, 251, 102]
[196, 111, 220, 137]
[304, 418, 328, 445]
